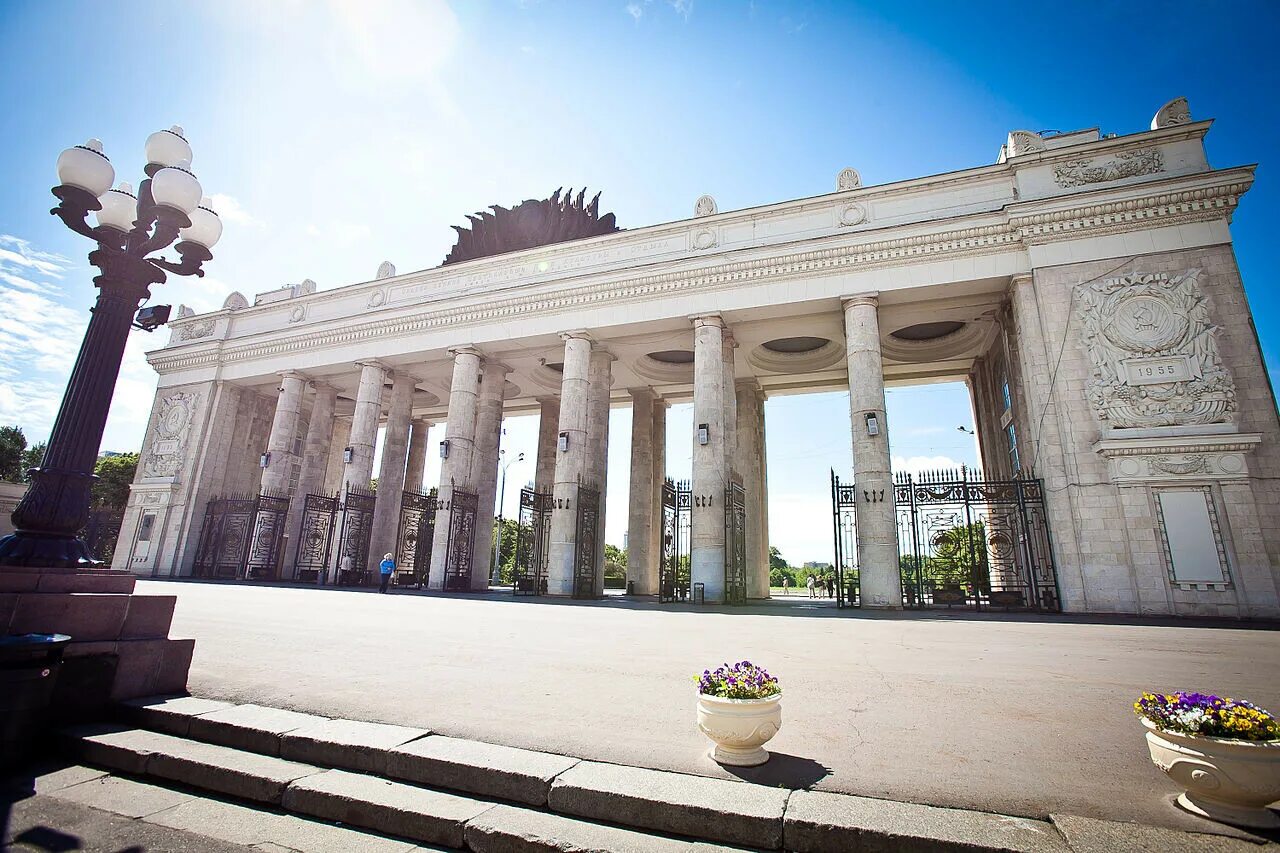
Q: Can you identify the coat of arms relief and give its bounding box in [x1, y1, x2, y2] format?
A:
[142, 392, 201, 478]
[1078, 269, 1235, 429]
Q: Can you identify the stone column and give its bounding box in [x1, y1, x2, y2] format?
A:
[626, 388, 655, 594]
[546, 332, 592, 596]
[586, 349, 614, 597]
[723, 334, 738, 478]
[260, 371, 307, 495]
[736, 381, 769, 599]
[323, 417, 352, 496]
[759, 396, 772, 596]
[843, 294, 901, 608]
[650, 397, 667, 575]
[470, 360, 510, 590]
[534, 397, 559, 495]
[343, 362, 388, 493]
[428, 346, 484, 590]
[330, 361, 386, 580]
[404, 419, 431, 494]
[691, 314, 727, 602]
[283, 382, 336, 575]
[369, 371, 416, 577]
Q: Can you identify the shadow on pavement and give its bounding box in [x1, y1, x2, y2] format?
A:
[717, 752, 832, 789]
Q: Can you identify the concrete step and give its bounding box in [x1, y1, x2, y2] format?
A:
[0, 566, 137, 594]
[59, 722, 748, 851]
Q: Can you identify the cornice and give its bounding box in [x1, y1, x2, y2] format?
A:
[149, 170, 1253, 376]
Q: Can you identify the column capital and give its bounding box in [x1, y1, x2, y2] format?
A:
[308, 378, 337, 394]
[354, 359, 391, 373]
[447, 344, 484, 360]
[734, 377, 762, 394]
[481, 360, 513, 377]
[559, 329, 593, 343]
[589, 347, 617, 364]
[689, 312, 724, 328]
[722, 331, 739, 349]
[412, 417, 434, 427]
[1009, 272, 1034, 289]
[628, 386, 656, 400]
[841, 292, 880, 310]
[277, 369, 309, 383]
[535, 394, 561, 406]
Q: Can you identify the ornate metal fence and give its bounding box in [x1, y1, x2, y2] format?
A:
[244, 490, 290, 580]
[335, 485, 376, 586]
[443, 487, 479, 591]
[724, 478, 748, 605]
[895, 468, 1060, 611]
[659, 478, 691, 603]
[293, 492, 338, 583]
[573, 483, 601, 599]
[192, 495, 256, 579]
[81, 507, 124, 563]
[830, 471, 859, 608]
[831, 468, 1059, 611]
[396, 488, 437, 586]
[514, 487, 551, 595]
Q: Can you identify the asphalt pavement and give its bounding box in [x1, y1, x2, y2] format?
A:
[142, 579, 1280, 833]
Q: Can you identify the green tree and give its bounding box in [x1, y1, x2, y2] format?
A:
[768, 545, 787, 571]
[928, 521, 989, 589]
[769, 566, 797, 588]
[21, 441, 46, 481]
[491, 516, 521, 583]
[603, 543, 627, 587]
[91, 453, 139, 508]
[0, 425, 27, 482]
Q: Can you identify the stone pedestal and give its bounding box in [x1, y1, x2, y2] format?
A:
[1, 568, 194, 716]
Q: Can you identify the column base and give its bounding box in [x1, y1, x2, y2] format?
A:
[0, 531, 100, 569]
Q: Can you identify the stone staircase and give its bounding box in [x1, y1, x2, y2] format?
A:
[48, 695, 1132, 852]
[1, 568, 193, 712]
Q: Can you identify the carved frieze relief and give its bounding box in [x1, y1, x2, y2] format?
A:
[142, 391, 201, 478]
[1078, 269, 1235, 429]
[1054, 148, 1163, 188]
[178, 319, 215, 341]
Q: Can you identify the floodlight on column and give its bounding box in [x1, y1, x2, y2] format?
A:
[56, 139, 114, 197]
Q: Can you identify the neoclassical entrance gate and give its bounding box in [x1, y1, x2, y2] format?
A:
[831, 468, 1061, 611]
[442, 488, 479, 591]
[396, 489, 436, 585]
[514, 487, 552, 595]
[660, 478, 692, 603]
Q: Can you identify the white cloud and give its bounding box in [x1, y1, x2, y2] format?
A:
[668, 0, 693, 19]
[208, 193, 265, 230]
[625, 3, 643, 21]
[306, 221, 373, 248]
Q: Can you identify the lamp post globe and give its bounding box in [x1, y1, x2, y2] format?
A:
[0, 129, 220, 569]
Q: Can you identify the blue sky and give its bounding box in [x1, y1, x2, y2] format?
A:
[0, 1, 1276, 563]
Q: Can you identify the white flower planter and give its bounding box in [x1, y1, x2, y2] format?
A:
[1142, 719, 1280, 828]
[697, 692, 782, 767]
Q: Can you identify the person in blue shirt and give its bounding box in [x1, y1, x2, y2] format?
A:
[379, 552, 395, 593]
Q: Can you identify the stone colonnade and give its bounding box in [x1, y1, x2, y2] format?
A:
[198, 293, 905, 605]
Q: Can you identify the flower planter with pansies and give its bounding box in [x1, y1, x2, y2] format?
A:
[695, 661, 782, 767]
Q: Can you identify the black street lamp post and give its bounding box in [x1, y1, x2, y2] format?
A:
[0, 128, 221, 569]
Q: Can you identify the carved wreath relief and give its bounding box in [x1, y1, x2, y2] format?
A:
[143, 392, 201, 478]
[1054, 148, 1163, 188]
[1078, 269, 1235, 429]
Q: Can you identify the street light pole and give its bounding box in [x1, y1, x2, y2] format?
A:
[491, 450, 525, 586]
[0, 128, 221, 569]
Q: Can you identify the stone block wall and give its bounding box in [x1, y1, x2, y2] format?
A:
[1015, 244, 1280, 617]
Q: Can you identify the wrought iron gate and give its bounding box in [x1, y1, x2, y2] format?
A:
[443, 487, 479, 591]
[81, 507, 124, 563]
[831, 467, 1060, 611]
[514, 487, 551, 595]
[396, 488, 437, 586]
[573, 483, 601, 599]
[659, 478, 691, 603]
[293, 492, 338, 582]
[335, 485, 376, 586]
[895, 468, 1059, 611]
[245, 490, 290, 580]
[724, 479, 747, 605]
[830, 471, 859, 608]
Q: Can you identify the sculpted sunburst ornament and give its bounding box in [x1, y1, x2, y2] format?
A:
[443, 188, 620, 265]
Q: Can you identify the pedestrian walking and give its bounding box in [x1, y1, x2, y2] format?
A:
[806, 574, 816, 598]
[781, 575, 791, 596]
[379, 552, 395, 593]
